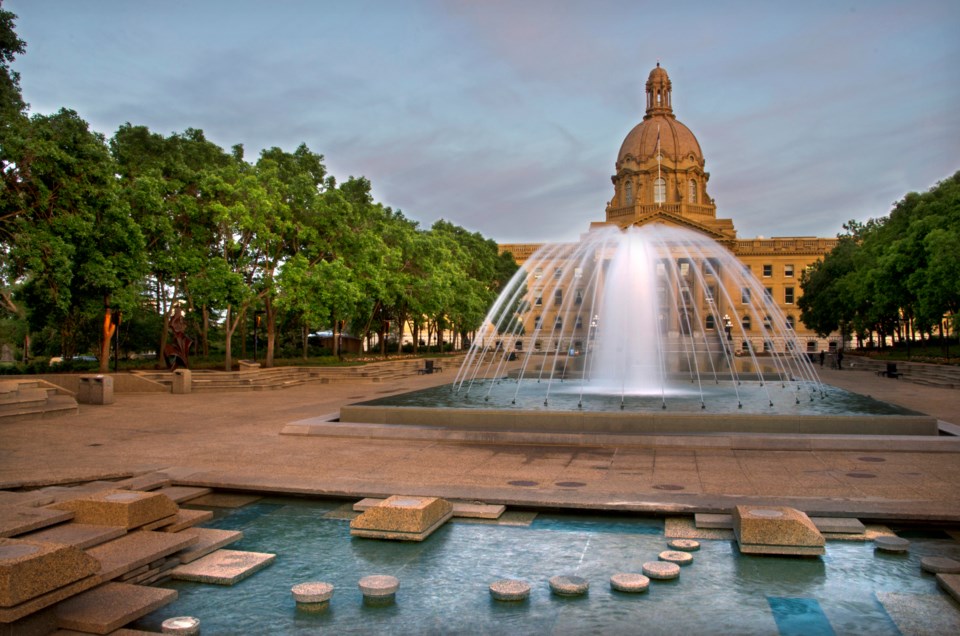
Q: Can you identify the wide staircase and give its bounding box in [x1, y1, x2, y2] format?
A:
[847, 355, 959, 389]
[0, 379, 79, 422]
[130, 358, 440, 393]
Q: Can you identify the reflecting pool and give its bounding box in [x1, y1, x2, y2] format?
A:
[132, 497, 959, 635]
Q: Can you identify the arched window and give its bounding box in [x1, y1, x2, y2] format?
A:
[742, 315, 751, 331]
[654, 178, 666, 204]
[624, 181, 633, 205]
[705, 315, 715, 330]
[688, 179, 697, 203]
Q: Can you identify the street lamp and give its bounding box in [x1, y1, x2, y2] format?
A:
[723, 314, 732, 342]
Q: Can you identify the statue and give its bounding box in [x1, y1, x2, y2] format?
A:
[164, 307, 193, 370]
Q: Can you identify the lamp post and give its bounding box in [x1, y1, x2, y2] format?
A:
[723, 314, 732, 345]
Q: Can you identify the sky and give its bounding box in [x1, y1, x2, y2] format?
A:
[6, 0, 960, 244]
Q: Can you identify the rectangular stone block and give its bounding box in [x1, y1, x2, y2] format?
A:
[22, 523, 126, 550]
[175, 527, 243, 564]
[733, 505, 824, 556]
[54, 582, 176, 634]
[0, 538, 99, 607]
[85, 530, 198, 581]
[0, 575, 99, 624]
[695, 513, 734, 529]
[0, 507, 74, 539]
[171, 549, 275, 585]
[185, 493, 261, 508]
[50, 491, 178, 530]
[355, 497, 505, 519]
[938, 573, 960, 604]
[153, 486, 211, 504]
[76, 375, 113, 405]
[810, 517, 866, 534]
[161, 509, 213, 533]
[350, 495, 453, 541]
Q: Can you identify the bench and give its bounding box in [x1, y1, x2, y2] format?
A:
[876, 362, 903, 379]
[417, 360, 444, 375]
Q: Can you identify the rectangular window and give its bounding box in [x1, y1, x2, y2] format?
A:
[575, 289, 583, 305]
[784, 264, 794, 278]
[554, 267, 562, 280]
[762, 264, 772, 277]
[785, 287, 795, 304]
[705, 285, 716, 302]
[741, 288, 751, 304]
[554, 289, 563, 306]
[704, 258, 720, 276]
[764, 287, 773, 301]
[535, 289, 543, 306]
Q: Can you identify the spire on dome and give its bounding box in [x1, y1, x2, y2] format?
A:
[644, 62, 673, 120]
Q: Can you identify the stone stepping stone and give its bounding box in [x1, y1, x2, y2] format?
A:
[642, 561, 680, 580]
[489, 579, 530, 601]
[659, 550, 694, 565]
[695, 513, 733, 529]
[668, 539, 700, 551]
[921, 556, 960, 574]
[810, 516, 866, 534]
[23, 522, 126, 549]
[162, 508, 214, 533]
[0, 506, 73, 538]
[162, 616, 201, 634]
[87, 530, 198, 581]
[292, 581, 334, 606]
[186, 493, 262, 509]
[549, 575, 589, 596]
[154, 486, 212, 504]
[175, 527, 244, 564]
[55, 582, 177, 634]
[171, 549, 276, 585]
[610, 573, 650, 593]
[359, 575, 399, 603]
[875, 536, 910, 553]
[937, 573, 960, 603]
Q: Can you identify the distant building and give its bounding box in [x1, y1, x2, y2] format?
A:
[499, 63, 840, 354]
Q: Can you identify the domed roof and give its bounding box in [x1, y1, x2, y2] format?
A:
[617, 116, 703, 167]
[616, 63, 704, 167]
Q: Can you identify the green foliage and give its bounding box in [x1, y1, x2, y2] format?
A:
[800, 172, 960, 351]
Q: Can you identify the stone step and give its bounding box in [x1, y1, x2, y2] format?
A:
[55, 582, 177, 634]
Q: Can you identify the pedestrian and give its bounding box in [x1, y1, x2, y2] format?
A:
[836, 349, 843, 370]
[819, 350, 825, 367]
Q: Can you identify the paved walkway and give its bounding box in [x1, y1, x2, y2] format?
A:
[1, 363, 958, 521]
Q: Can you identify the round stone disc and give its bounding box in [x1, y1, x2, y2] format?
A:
[920, 556, 960, 574]
[358, 574, 399, 597]
[668, 539, 700, 552]
[659, 550, 694, 565]
[610, 573, 650, 593]
[489, 579, 530, 601]
[874, 536, 910, 553]
[292, 581, 334, 604]
[642, 561, 680, 580]
[161, 616, 200, 635]
[549, 575, 589, 596]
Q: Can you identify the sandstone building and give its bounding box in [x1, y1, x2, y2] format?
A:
[499, 63, 840, 355]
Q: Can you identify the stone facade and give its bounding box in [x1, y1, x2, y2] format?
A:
[499, 63, 840, 353]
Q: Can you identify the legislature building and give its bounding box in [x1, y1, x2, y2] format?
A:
[499, 63, 841, 355]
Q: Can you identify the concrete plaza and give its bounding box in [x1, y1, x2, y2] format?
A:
[1, 362, 958, 522]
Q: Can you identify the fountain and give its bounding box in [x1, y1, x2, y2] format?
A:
[341, 223, 937, 436]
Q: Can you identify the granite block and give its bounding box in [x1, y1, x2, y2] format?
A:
[86, 531, 198, 581]
[139, 515, 177, 532]
[0, 538, 99, 607]
[0, 575, 99, 623]
[733, 506, 824, 556]
[936, 573, 960, 603]
[152, 487, 211, 504]
[0, 606, 56, 636]
[160, 509, 213, 533]
[170, 549, 275, 585]
[0, 492, 54, 509]
[114, 473, 172, 492]
[695, 513, 733, 529]
[0, 507, 74, 539]
[184, 493, 261, 508]
[809, 517, 865, 534]
[355, 497, 504, 519]
[174, 528, 243, 564]
[54, 582, 176, 634]
[350, 496, 453, 541]
[50, 491, 179, 530]
[22, 524, 126, 550]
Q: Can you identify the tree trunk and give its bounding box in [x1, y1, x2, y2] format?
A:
[202, 305, 210, 358]
[301, 321, 309, 360]
[223, 304, 247, 371]
[264, 296, 275, 368]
